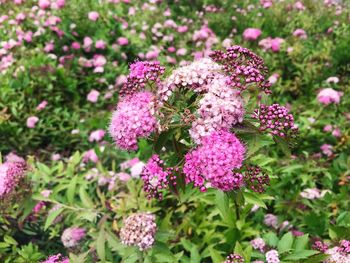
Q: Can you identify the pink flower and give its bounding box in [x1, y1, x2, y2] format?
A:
[55, 0, 65, 9]
[243, 28, 262, 41]
[87, 89, 100, 103]
[332, 127, 341, 138]
[95, 40, 106, 49]
[294, 1, 305, 10]
[38, 0, 51, 9]
[61, 227, 86, 248]
[88, 11, 99, 21]
[51, 153, 61, 161]
[71, 42, 80, 50]
[83, 37, 93, 49]
[109, 91, 157, 151]
[177, 25, 188, 33]
[184, 131, 245, 192]
[44, 42, 54, 53]
[26, 116, 39, 128]
[130, 161, 145, 177]
[117, 37, 129, 46]
[117, 172, 131, 181]
[317, 88, 343, 105]
[320, 144, 333, 157]
[293, 29, 307, 39]
[41, 254, 69, 263]
[323, 124, 333, 132]
[36, 100, 48, 111]
[89, 129, 105, 142]
[83, 149, 99, 163]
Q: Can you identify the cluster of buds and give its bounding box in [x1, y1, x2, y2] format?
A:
[210, 45, 271, 94]
[244, 165, 270, 193]
[120, 213, 157, 251]
[338, 240, 350, 255]
[141, 155, 177, 199]
[312, 240, 329, 253]
[61, 227, 86, 248]
[120, 61, 165, 97]
[224, 253, 244, 263]
[253, 104, 298, 138]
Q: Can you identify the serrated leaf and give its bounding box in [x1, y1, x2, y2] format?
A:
[67, 175, 78, 204]
[243, 191, 267, 209]
[294, 234, 309, 251]
[44, 207, 64, 230]
[278, 232, 294, 253]
[96, 229, 106, 262]
[4, 235, 17, 245]
[79, 186, 94, 208]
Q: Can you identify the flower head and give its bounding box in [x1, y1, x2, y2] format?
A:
[61, 227, 86, 248]
[317, 88, 343, 105]
[266, 250, 280, 263]
[109, 91, 157, 151]
[41, 254, 69, 263]
[224, 253, 244, 263]
[244, 165, 270, 193]
[120, 213, 157, 251]
[184, 131, 245, 192]
[243, 28, 262, 41]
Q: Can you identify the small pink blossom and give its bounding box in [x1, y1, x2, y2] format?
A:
[117, 172, 131, 181]
[36, 100, 48, 111]
[89, 129, 105, 142]
[317, 88, 343, 105]
[26, 116, 39, 128]
[95, 40, 106, 49]
[87, 89, 100, 103]
[83, 149, 99, 163]
[320, 144, 333, 157]
[88, 11, 99, 21]
[117, 37, 129, 46]
[243, 28, 262, 41]
[293, 29, 307, 39]
[38, 0, 50, 9]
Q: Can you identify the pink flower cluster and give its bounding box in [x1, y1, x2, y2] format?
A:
[317, 88, 343, 105]
[325, 246, 350, 263]
[120, 61, 165, 97]
[190, 75, 244, 143]
[183, 131, 245, 192]
[338, 240, 350, 255]
[254, 104, 298, 138]
[243, 28, 262, 41]
[251, 237, 266, 252]
[210, 45, 271, 94]
[0, 153, 27, 199]
[61, 227, 86, 248]
[244, 165, 270, 193]
[41, 254, 69, 263]
[259, 37, 284, 52]
[224, 253, 244, 263]
[120, 213, 157, 251]
[141, 155, 176, 200]
[109, 91, 157, 151]
[265, 249, 280, 263]
[159, 58, 222, 101]
[312, 240, 329, 253]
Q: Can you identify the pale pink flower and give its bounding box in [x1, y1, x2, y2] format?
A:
[89, 129, 105, 142]
[95, 40, 106, 49]
[293, 29, 307, 39]
[38, 0, 50, 9]
[36, 100, 48, 111]
[26, 116, 39, 128]
[320, 144, 333, 157]
[83, 149, 99, 163]
[87, 89, 100, 103]
[117, 37, 129, 46]
[243, 28, 262, 41]
[88, 11, 99, 21]
[317, 88, 343, 105]
[117, 172, 131, 181]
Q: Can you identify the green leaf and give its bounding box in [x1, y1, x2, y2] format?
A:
[264, 232, 279, 247]
[44, 207, 64, 230]
[294, 234, 309, 251]
[273, 136, 291, 157]
[243, 191, 267, 209]
[278, 232, 294, 254]
[96, 229, 106, 262]
[284, 250, 319, 260]
[4, 235, 17, 245]
[79, 186, 94, 208]
[67, 175, 78, 204]
[209, 247, 224, 263]
[190, 245, 201, 263]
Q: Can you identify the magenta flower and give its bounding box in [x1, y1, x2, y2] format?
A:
[87, 89, 100, 103]
[61, 227, 86, 248]
[41, 254, 69, 263]
[117, 37, 129, 46]
[109, 91, 157, 151]
[317, 88, 343, 105]
[243, 28, 262, 41]
[88, 11, 99, 21]
[26, 116, 39, 128]
[293, 29, 307, 39]
[89, 129, 105, 142]
[83, 149, 99, 163]
[184, 131, 245, 192]
[95, 40, 106, 49]
[38, 0, 51, 9]
[36, 100, 48, 111]
[320, 144, 333, 157]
